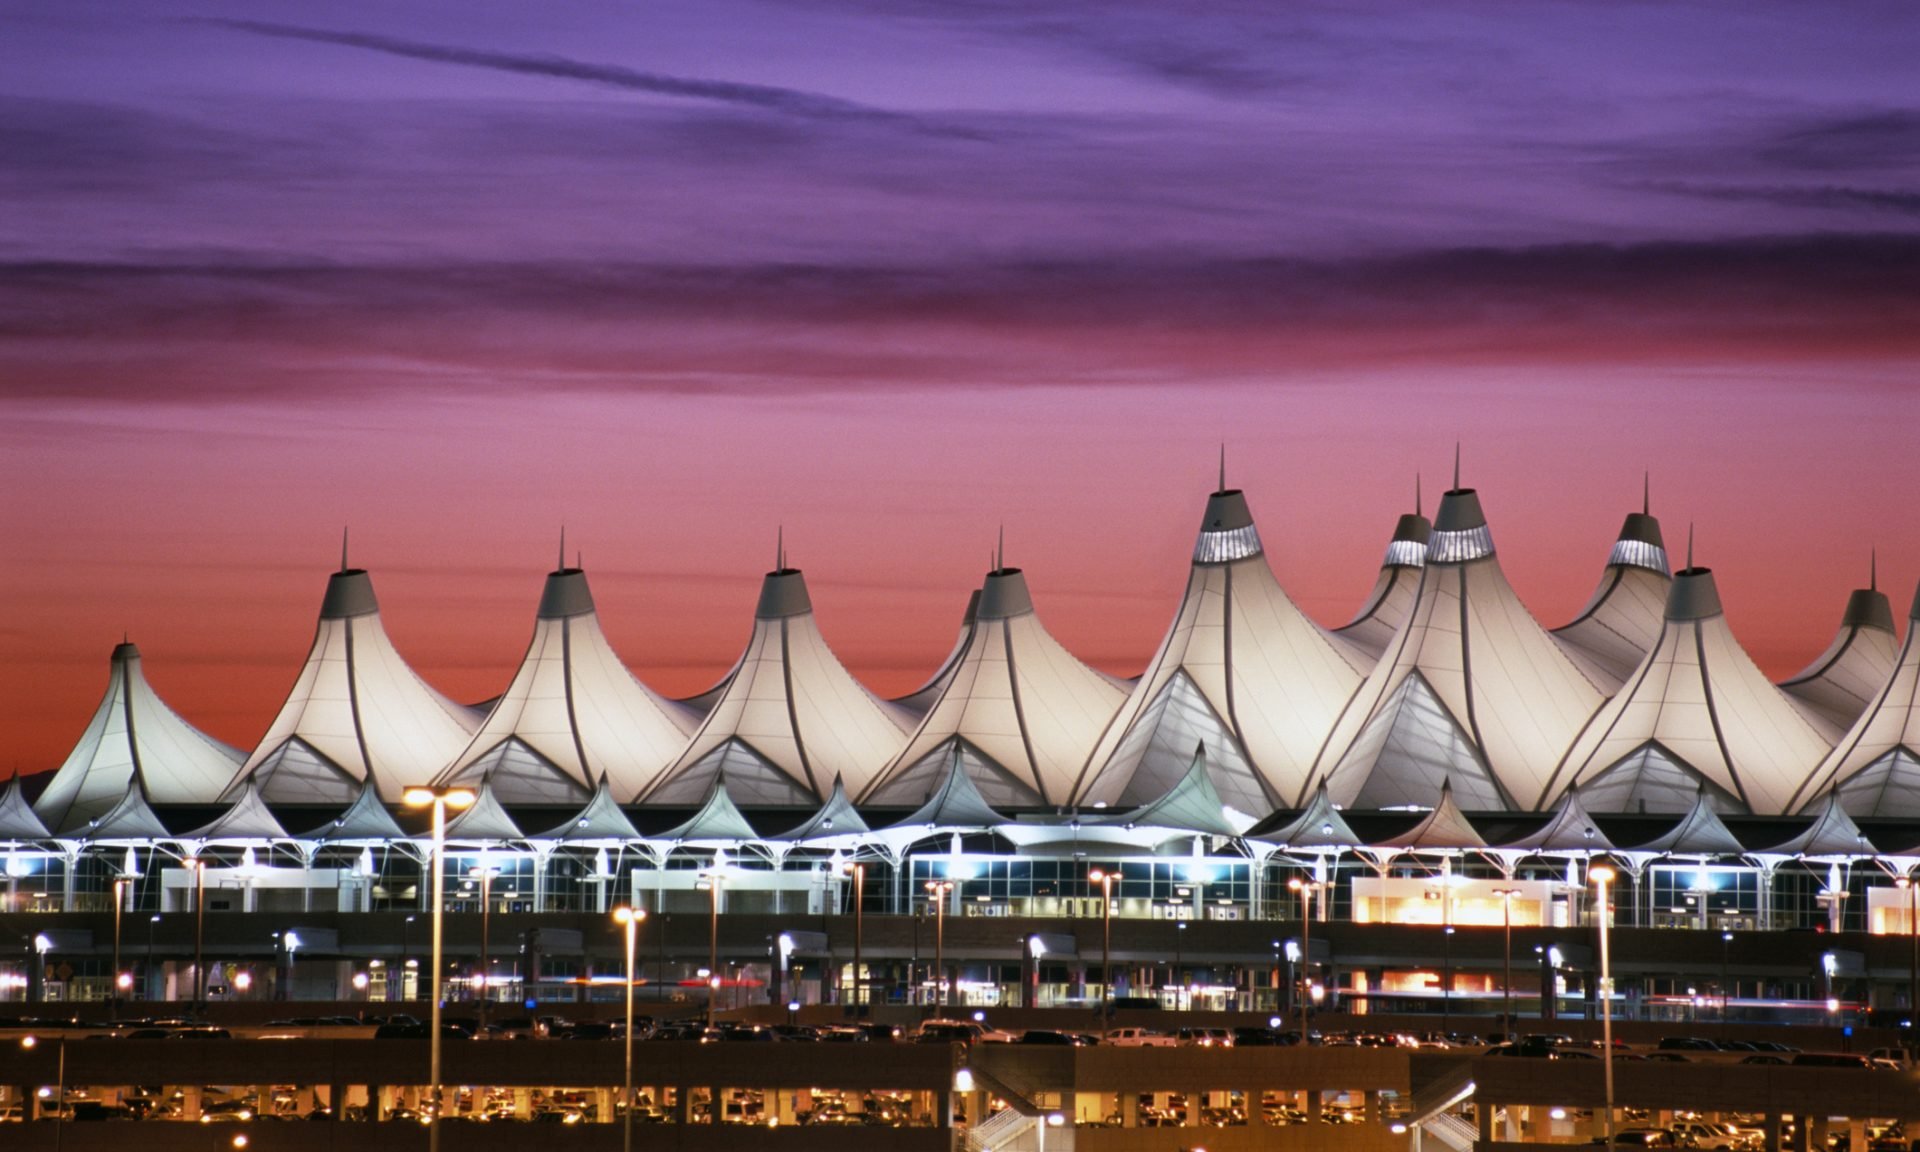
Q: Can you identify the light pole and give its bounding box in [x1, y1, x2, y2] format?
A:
[184, 857, 206, 1012]
[145, 914, 159, 1002]
[925, 880, 954, 1009]
[1899, 878, 1919, 1033]
[697, 870, 723, 1026]
[842, 861, 865, 1007]
[401, 914, 416, 1000]
[22, 1033, 66, 1145]
[469, 865, 498, 1027]
[1174, 919, 1186, 1010]
[1492, 887, 1519, 1039]
[110, 877, 127, 1019]
[1719, 930, 1734, 1034]
[402, 784, 477, 1152]
[1591, 864, 1617, 1149]
[613, 906, 645, 1152]
[1089, 869, 1120, 1016]
[1288, 878, 1321, 1043]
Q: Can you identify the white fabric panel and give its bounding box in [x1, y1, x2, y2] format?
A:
[1318, 553, 1602, 812]
[1088, 671, 1267, 817]
[1781, 625, 1898, 739]
[867, 739, 1044, 809]
[35, 649, 244, 831]
[1802, 622, 1920, 815]
[1335, 565, 1420, 661]
[871, 595, 1123, 807]
[1577, 742, 1744, 815]
[250, 738, 359, 805]
[1554, 565, 1671, 692]
[440, 612, 694, 800]
[1832, 748, 1920, 819]
[649, 740, 816, 808]
[1333, 673, 1504, 811]
[237, 611, 477, 802]
[1556, 613, 1832, 815]
[1075, 552, 1364, 809]
[443, 737, 591, 806]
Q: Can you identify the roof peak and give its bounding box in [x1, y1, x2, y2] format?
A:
[755, 566, 812, 619]
[977, 567, 1034, 619]
[320, 567, 379, 619]
[538, 566, 596, 619]
[1666, 567, 1723, 620]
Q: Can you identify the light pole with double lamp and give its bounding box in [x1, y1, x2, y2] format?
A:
[696, 869, 725, 1026]
[842, 861, 866, 1007]
[613, 906, 646, 1152]
[402, 784, 476, 1152]
[469, 865, 498, 1026]
[1287, 877, 1321, 1043]
[1591, 864, 1617, 1149]
[1089, 868, 1120, 1016]
[1899, 878, 1919, 1030]
[1492, 887, 1519, 1039]
[184, 857, 207, 1011]
[925, 880, 954, 1009]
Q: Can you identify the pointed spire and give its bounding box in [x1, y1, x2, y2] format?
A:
[1871, 548, 1878, 591]
[1415, 473, 1422, 517]
[996, 524, 1005, 572]
[340, 526, 350, 573]
[1642, 471, 1650, 516]
[576, 549, 583, 570]
[1686, 522, 1695, 570]
[1218, 443, 1226, 493]
[1452, 442, 1461, 490]
[558, 525, 566, 571]
[776, 525, 785, 571]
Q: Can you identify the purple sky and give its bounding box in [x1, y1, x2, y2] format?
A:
[2, 0, 1917, 771]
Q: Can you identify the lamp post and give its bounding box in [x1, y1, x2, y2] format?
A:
[1591, 864, 1617, 1149]
[110, 877, 127, 1019]
[613, 906, 645, 1152]
[1288, 878, 1321, 1043]
[697, 870, 724, 1026]
[145, 914, 158, 1002]
[22, 1033, 66, 1146]
[1719, 931, 1734, 1034]
[1899, 878, 1919, 1032]
[1271, 940, 1283, 1013]
[401, 914, 416, 1000]
[843, 861, 865, 1007]
[1089, 869, 1120, 1016]
[925, 880, 954, 1009]
[1174, 919, 1187, 1010]
[402, 784, 477, 1152]
[1492, 887, 1519, 1039]
[184, 857, 206, 1011]
[469, 865, 498, 1027]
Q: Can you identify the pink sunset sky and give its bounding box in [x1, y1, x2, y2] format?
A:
[1, 0, 1916, 773]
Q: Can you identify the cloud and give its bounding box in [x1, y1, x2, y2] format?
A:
[194, 18, 978, 137]
[1756, 111, 1920, 173]
[1, 232, 1914, 405]
[1644, 181, 1920, 217]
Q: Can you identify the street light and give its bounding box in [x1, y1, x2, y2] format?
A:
[1174, 920, 1187, 1010]
[183, 857, 207, 1011]
[842, 861, 866, 1007]
[696, 870, 724, 1026]
[613, 906, 646, 1152]
[110, 877, 127, 1020]
[1899, 878, 1918, 1029]
[1288, 878, 1321, 1044]
[22, 1033, 66, 1144]
[925, 880, 954, 1009]
[469, 865, 499, 1027]
[145, 914, 159, 1003]
[401, 914, 417, 1000]
[1088, 869, 1120, 1017]
[1491, 887, 1519, 1039]
[1720, 931, 1734, 1034]
[402, 783, 476, 1152]
[1591, 863, 1617, 1149]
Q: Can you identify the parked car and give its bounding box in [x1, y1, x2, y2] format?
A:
[1671, 1120, 1745, 1149]
[1658, 1037, 1720, 1051]
[1597, 1128, 1678, 1147]
[1105, 1027, 1177, 1048]
[1174, 1027, 1233, 1048]
[1791, 1052, 1875, 1069]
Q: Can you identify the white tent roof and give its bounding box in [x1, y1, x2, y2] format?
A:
[1071, 488, 1367, 817]
[1545, 565, 1833, 816]
[1314, 484, 1603, 812]
[772, 775, 870, 846]
[297, 776, 408, 843]
[441, 776, 525, 844]
[642, 565, 912, 808]
[437, 565, 696, 806]
[0, 775, 53, 841]
[228, 566, 479, 806]
[35, 641, 244, 832]
[883, 747, 1009, 835]
[1252, 782, 1364, 850]
[1779, 578, 1898, 740]
[533, 774, 644, 844]
[1757, 791, 1871, 858]
[1092, 744, 1248, 837]
[863, 566, 1125, 809]
[183, 778, 290, 844]
[1334, 509, 1432, 661]
[1792, 580, 1920, 818]
[1624, 787, 1744, 855]
[1552, 506, 1672, 692]
[894, 590, 979, 716]
[1373, 781, 1487, 851]
[1499, 788, 1616, 853]
[74, 779, 173, 843]
[654, 772, 760, 845]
